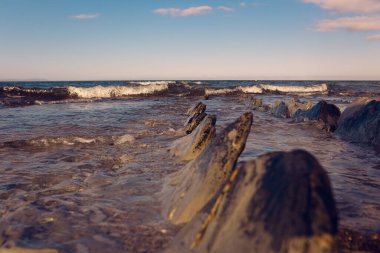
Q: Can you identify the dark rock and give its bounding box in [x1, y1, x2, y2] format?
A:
[160, 112, 253, 225]
[185, 102, 207, 134]
[336, 98, 380, 148]
[294, 101, 341, 132]
[165, 150, 338, 253]
[270, 101, 290, 118]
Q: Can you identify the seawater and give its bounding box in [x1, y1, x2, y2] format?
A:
[0, 80, 379, 252]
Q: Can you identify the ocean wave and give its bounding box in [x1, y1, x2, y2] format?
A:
[205, 83, 328, 96]
[1, 134, 136, 149]
[67, 83, 169, 98]
[0, 82, 332, 108]
[130, 81, 176, 86]
[259, 83, 328, 94]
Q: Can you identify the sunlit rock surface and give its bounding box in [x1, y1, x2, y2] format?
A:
[160, 112, 253, 225]
[170, 115, 216, 161]
[165, 150, 338, 253]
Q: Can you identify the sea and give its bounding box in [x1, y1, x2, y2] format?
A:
[0, 80, 379, 252]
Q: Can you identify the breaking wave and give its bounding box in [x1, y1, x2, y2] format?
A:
[1, 134, 135, 149]
[205, 83, 328, 96]
[0, 82, 332, 107]
[67, 83, 169, 98]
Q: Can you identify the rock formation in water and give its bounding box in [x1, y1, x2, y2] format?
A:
[294, 101, 341, 132]
[160, 112, 253, 225]
[270, 99, 313, 119]
[165, 150, 338, 253]
[336, 98, 380, 148]
[170, 115, 217, 161]
[270, 101, 290, 118]
[184, 102, 207, 134]
[286, 98, 313, 118]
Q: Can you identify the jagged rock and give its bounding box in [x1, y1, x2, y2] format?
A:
[160, 112, 253, 225]
[270, 101, 289, 118]
[336, 98, 380, 148]
[165, 150, 338, 253]
[251, 98, 263, 110]
[286, 98, 313, 118]
[170, 115, 217, 160]
[185, 102, 207, 134]
[293, 101, 341, 132]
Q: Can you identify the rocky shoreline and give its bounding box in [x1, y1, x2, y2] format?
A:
[162, 98, 380, 253]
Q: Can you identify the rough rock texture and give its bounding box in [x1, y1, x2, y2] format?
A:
[165, 150, 338, 253]
[270, 101, 290, 118]
[286, 99, 313, 118]
[160, 112, 253, 225]
[293, 101, 341, 132]
[184, 102, 207, 134]
[170, 115, 217, 161]
[336, 98, 380, 148]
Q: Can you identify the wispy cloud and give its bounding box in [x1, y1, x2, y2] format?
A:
[240, 2, 247, 7]
[218, 6, 234, 12]
[368, 34, 380, 41]
[153, 6, 212, 17]
[70, 13, 100, 20]
[303, 0, 380, 13]
[314, 16, 380, 32]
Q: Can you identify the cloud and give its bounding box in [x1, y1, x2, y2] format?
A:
[70, 13, 100, 20]
[218, 6, 234, 12]
[314, 16, 380, 31]
[303, 0, 380, 13]
[153, 6, 212, 17]
[368, 34, 380, 41]
[240, 2, 247, 7]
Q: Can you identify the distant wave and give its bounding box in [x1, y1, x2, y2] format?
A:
[0, 82, 331, 107]
[67, 83, 169, 98]
[205, 83, 328, 96]
[129, 81, 176, 86]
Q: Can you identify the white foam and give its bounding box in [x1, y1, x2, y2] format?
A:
[239, 86, 263, 94]
[130, 81, 176, 86]
[67, 83, 169, 98]
[113, 134, 135, 145]
[29, 137, 97, 146]
[259, 83, 328, 94]
[205, 88, 238, 95]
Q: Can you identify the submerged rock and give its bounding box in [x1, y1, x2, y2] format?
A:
[336, 98, 380, 148]
[165, 150, 338, 253]
[185, 102, 207, 134]
[294, 101, 341, 132]
[170, 115, 217, 161]
[270, 101, 289, 118]
[160, 112, 253, 225]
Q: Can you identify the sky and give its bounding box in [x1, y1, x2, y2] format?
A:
[0, 0, 380, 81]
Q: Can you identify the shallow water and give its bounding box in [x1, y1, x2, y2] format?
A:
[0, 81, 379, 252]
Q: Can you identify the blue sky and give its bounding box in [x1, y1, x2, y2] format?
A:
[0, 0, 379, 80]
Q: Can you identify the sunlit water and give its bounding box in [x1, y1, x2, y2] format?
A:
[0, 81, 379, 252]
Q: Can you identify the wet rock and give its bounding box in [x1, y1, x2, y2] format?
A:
[251, 98, 262, 109]
[270, 101, 289, 118]
[294, 101, 341, 132]
[337, 229, 380, 253]
[170, 115, 217, 161]
[286, 98, 313, 118]
[185, 102, 207, 134]
[165, 150, 338, 253]
[160, 112, 253, 225]
[336, 98, 380, 148]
